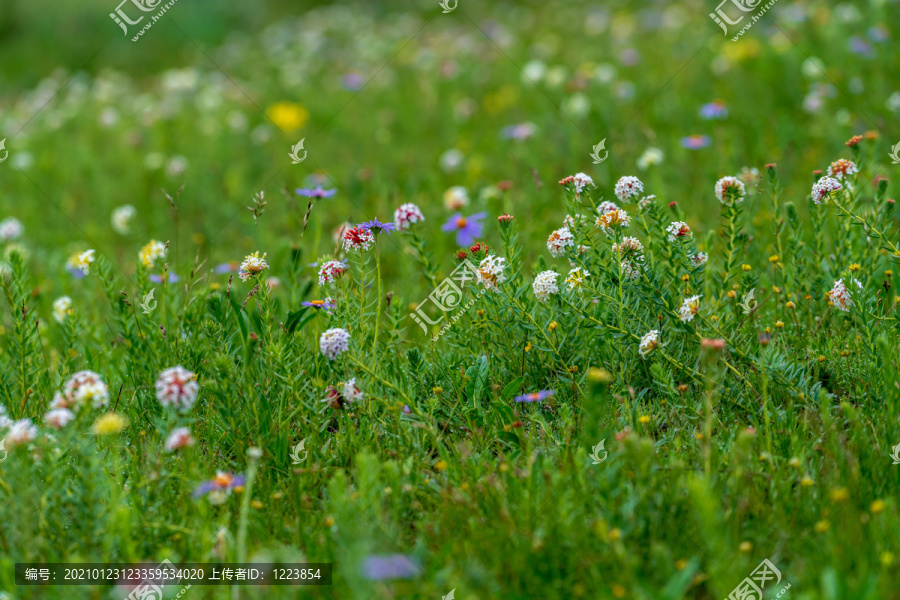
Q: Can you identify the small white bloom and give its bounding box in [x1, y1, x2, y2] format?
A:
[155, 366, 200, 411]
[637, 147, 664, 170]
[639, 330, 660, 358]
[715, 176, 746, 205]
[477, 255, 507, 291]
[547, 227, 575, 258]
[165, 427, 195, 451]
[565, 267, 590, 291]
[443, 186, 469, 210]
[614, 176, 644, 202]
[320, 328, 351, 360]
[532, 270, 560, 303]
[0, 217, 23, 241]
[5, 419, 37, 446]
[44, 408, 75, 429]
[111, 205, 136, 235]
[64, 370, 109, 409]
[339, 378, 364, 403]
[679, 295, 702, 322]
[53, 296, 72, 323]
[811, 177, 843, 204]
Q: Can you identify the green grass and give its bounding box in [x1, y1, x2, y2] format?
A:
[1, 1, 900, 599]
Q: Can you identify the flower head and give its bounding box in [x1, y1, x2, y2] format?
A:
[139, 240, 167, 268]
[829, 278, 860, 312]
[295, 186, 337, 199]
[111, 205, 136, 235]
[318, 260, 347, 286]
[565, 267, 590, 290]
[342, 227, 375, 252]
[612, 236, 643, 257]
[690, 252, 709, 267]
[5, 418, 37, 446]
[44, 408, 75, 429]
[681, 135, 711, 149]
[63, 370, 109, 409]
[193, 471, 246, 499]
[547, 227, 575, 257]
[91, 412, 127, 435]
[393, 203, 425, 230]
[320, 328, 351, 360]
[339, 378, 364, 403]
[639, 330, 660, 357]
[637, 195, 656, 213]
[596, 201, 621, 215]
[700, 100, 728, 119]
[637, 147, 664, 170]
[514, 390, 555, 403]
[301, 299, 335, 311]
[827, 159, 859, 180]
[811, 177, 843, 204]
[666, 221, 692, 242]
[596, 209, 631, 237]
[560, 173, 594, 195]
[0, 217, 23, 241]
[715, 176, 746, 205]
[239, 252, 269, 282]
[165, 427, 195, 452]
[614, 176, 644, 202]
[155, 366, 200, 411]
[443, 186, 470, 210]
[267, 101, 309, 132]
[477, 255, 507, 291]
[358, 219, 397, 236]
[532, 270, 560, 303]
[679, 295, 702, 322]
[53, 296, 72, 323]
[67, 249, 95, 277]
[621, 258, 643, 280]
[442, 212, 486, 247]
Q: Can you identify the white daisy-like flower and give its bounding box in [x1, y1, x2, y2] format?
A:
[443, 186, 470, 210]
[155, 366, 200, 411]
[811, 177, 843, 204]
[111, 205, 136, 235]
[238, 251, 269, 282]
[44, 408, 75, 429]
[666, 221, 692, 242]
[715, 176, 746, 205]
[393, 203, 425, 230]
[139, 240, 167, 268]
[0, 217, 23, 241]
[320, 328, 351, 360]
[5, 418, 37, 446]
[338, 378, 364, 403]
[68, 249, 96, 276]
[637, 147, 664, 171]
[477, 255, 507, 291]
[64, 370, 109, 409]
[53, 296, 72, 323]
[318, 260, 346, 286]
[614, 176, 644, 202]
[679, 295, 702, 322]
[547, 227, 575, 257]
[165, 426, 195, 452]
[565, 267, 590, 290]
[639, 330, 660, 358]
[532, 270, 560, 302]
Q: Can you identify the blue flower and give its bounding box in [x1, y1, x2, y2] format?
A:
[358, 219, 397, 236]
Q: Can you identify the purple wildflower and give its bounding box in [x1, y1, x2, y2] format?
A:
[216, 262, 239, 274]
[361, 555, 422, 580]
[681, 135, 711, 150]
[699, 100, 728, 120]
[150, 273, 179, 283]
[514, 390, 555, 403]
[442, 212, 486, 246]
[342, 72, 365, 91]
[301, 299, 335, 311]
[296, 186, 337, 199]
[358, 219, 397, 236]
[192, 472, 245, 498]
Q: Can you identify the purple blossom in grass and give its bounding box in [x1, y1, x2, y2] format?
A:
[681, 135, 711, 149]
[358, 219, 397, 236]
[342, 72, 365, 91]
[301, 299, 335, 311]
[192, 472, 245, 498]
[216, 262, 239, 274]
[699, 100, 727, 120]
[442, 212, 486, 246]
[361, 555, 422, 580]
[150, 273, 178, 283]
[514, 390, 555, 403]
[296, 186, 337, 199]
[403, 405, 411, 414]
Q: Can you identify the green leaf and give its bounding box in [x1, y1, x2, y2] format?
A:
[501, 376, 525, 400]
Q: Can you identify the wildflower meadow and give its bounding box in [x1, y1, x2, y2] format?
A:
[2, 0, 900, 598]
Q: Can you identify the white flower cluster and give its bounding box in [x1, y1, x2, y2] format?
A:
[320, 328, 351, 360]
[155, 366, 200, 411]
[811, 177, 843, 204]
[53, 296, 72, 323]
[0, 217, 23, 241]
[318, 260, 346, 286]
[715, 176, 746, 205]
[666, 221, 692, 242]
[678, 295, 702, 322]
[477, 255, 507, 291]
[51, 370, 110, 410]
[829, 278, 861, 312]
[532, 270, 560, 302]
[239, 252, 269, 282]
[572, 173, 594, 194]
[339, 378, 364, 403]
[393, 203, 425, 230]
[639, 330, 660, 357]
[614, 176, 644, 202]
[547, 227, 575, 257]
